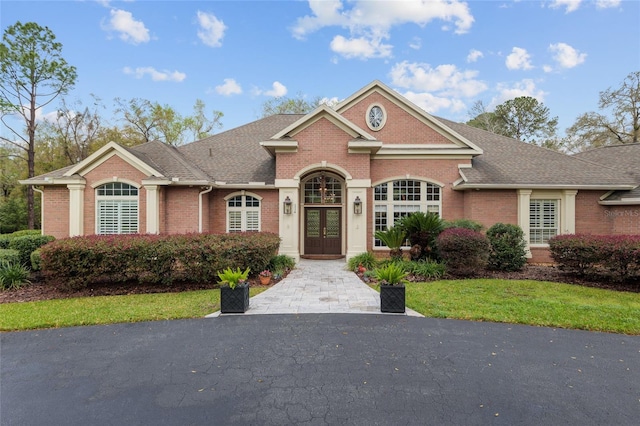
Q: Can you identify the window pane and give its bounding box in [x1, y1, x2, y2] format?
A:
[245, 196, 259, 207]
[530, 200, 558, 244]
[228, 211, 242, 232]
[228, 196, 242, 207]
[374, 205, 387, 247]
[374, 184, 387, 201]
[425, 183, 440, 201]
[246, 211, 259, 231]
[393, 180, 420, 201]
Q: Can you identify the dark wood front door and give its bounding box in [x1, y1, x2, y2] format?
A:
[304, 207, 342, 255]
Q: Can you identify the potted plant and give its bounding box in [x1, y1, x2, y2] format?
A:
[259, 269, 272, 285]
[374, 263, 408, 313]
[217, 266, 250, 313]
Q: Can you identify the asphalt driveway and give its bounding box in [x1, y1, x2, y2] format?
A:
[2, 315, 639, 425]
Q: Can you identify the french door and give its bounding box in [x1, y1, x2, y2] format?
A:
[304, 207, 342, 255]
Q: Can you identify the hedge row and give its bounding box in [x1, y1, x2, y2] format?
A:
[0, 232, 55, 266]
[437, 227, 490, 276]
[549, 234, 640, 281]
[40, 232, 281, 290]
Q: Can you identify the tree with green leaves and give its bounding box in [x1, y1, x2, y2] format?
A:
[467, 96, 559, 148]
[564, 71, 640, 152]
[260, 92, 327, 117]
[0, 21, 77, 229]
[115, 97, 223, 146]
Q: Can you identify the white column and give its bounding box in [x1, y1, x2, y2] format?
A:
[562, 190, 578, 234]
[517, 189, 532, 258]
[277, 180, 300, 261]
[145, 185, 160, 234]
[67, 183, 85, 237]
[346, 179, 371, 260]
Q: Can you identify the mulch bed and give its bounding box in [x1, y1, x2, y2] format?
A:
[1, 265, 638, 304]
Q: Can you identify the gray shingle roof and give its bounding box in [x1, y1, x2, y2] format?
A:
[572, 143, 640, 202]
[126, 140, 209, 182]
[438, 118, 636, 188]
[178, 114, 303, 184]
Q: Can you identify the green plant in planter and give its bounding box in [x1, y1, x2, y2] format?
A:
[374, 227, 407, 261]
[374, 263, 408, 313]
[217, 266, 250, 289]
[374, 263, 408, 286]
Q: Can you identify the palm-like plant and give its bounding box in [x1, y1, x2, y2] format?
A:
[396, 212, 444, 260]
[374, 226, 407, 261]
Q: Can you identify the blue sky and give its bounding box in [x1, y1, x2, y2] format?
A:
[2, 0, 639, 138]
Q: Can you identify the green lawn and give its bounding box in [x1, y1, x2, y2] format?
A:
[1, 280, 639, 334]
[0, 288, 266, 331]
[404, 279, 640, 335]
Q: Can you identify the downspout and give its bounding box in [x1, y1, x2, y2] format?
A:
[33, 187, 44, 235]
[198, 186, 213, 233]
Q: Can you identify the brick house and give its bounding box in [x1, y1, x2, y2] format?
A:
[22, 81, 639, 262]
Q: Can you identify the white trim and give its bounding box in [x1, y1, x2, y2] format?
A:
[95, 182, 140, 235]
[454, 183, 636, 190]
[270, 105, 376, 141]
[335, 80, 483, 155]
[91, 178, 141, 189]
[68, 183, 85, 237]
[365, 103, 387, 131]
[293, 162, 353, 181]
[225, 192, 261, 232]
[145, 185, 160, 234]
[371, 176, 445, 188]
[64, 142, 163, 178]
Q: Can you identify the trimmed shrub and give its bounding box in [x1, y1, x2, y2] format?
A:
[436, 227, 490, 276]
[40, 232, 281, 290]
[0, 260, 31, 290]
[486, 223, 527, 272]
[549, 234, 603, 275]
[597, 235, 640, 281]
[10, 230, 43, 237]
[442, 219, 484, 232]
[549, 234, 640, 281]
[347, 252, 378, 272]
[8, 235, 55, 267]
[0, 249, 21, 265]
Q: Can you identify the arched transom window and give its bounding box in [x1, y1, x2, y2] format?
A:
[96, 182, 139, 234]
[303, 174, 343, 205]
[227, 194, 260, 232]
[373, 179, 441, 247]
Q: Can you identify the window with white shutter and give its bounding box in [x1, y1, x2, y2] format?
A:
[96, 183, 139, 234]
[226, 194, 261, 232]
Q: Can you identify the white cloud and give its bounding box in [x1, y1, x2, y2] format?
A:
[123, 67, 186, 82]
[103, 9, 150, 44]
[409, 37, 422, 50]
[389, 61, 487, 114]
[596, 0, 621, 8]
[492, 79, 547, 106]
[402, 91, 467, 114]
[215, 78, 242, 96]
[549, 0, 582, 13]
[292, 0, 474, 59]
[549, 42, 586, 69]
[197, 11, 227, 47]
[263, 81, 288, 97]
[467, 49, 483, 63]
[506, 47, 533, 70]
[330, 35, 393, 59]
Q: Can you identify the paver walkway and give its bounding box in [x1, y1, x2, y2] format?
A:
[207, 258, 422, 317]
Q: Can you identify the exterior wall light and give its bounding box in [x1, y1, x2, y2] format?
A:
[283, 196, 293, 215]
[353, 196, 363, 215]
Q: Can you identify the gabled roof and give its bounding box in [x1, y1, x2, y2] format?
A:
[573, 143, 640, 203]
[440, 118, 637, 189]
[179, 114, 303, 185]
[337, 80, 483, 155]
